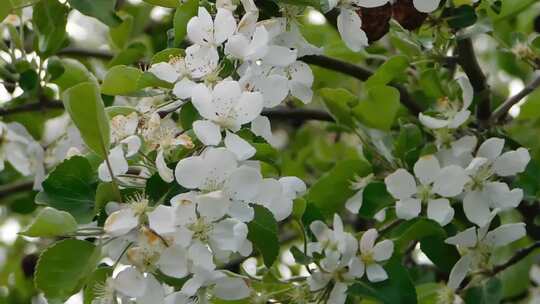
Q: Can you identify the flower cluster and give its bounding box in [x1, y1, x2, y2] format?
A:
[307, 215, 394, 304]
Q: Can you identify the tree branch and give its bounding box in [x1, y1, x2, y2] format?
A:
[302, 55, 423, 114]
[262, 106, 333, 122]
[0, 100, 63, 116]
[491, 241, 540, 275]
[0, 181, 33, 200]
[456, 38, 491, 123]
[491, 73, 540, 123]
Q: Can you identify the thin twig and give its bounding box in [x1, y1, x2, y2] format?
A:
[0, 180, 33, 200]
[302, 55, 423, 114]
[491, 73, 540, 123]
[456, 38, 491, 124]
[0, 100, 63, 116]
[491, 241, 540, 275]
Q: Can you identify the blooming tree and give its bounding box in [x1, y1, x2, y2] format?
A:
[0, 0, 540, 303]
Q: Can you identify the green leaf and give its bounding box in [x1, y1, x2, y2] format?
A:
[50, 58, 98, 91]
[67, 0, 122, 27]
[35, 239, 101, 300]
[20, 207, 78, 237]
[107, 42, 146, 67]
[319, 88, 357, 128]
[83, 267, 113, 304]
[290, 246, 312, 265]
[101, 65, 143, 95]
[446, 5, 477, 29]
[305, 159, 372, 217]
[348, 258, 417, 304]
[392, 218, 446, 253]
[145, 173, 185, 205]
[109, 13, 134, 50]
[464, 278, 502, 304]
[35, 156, 96, 223]
[358, 182, 394, 217]
[179, 101, 200, 129]
[143, 0, 179, 8]
[1, 0, 41, 22]
[151, 48, 185, 64]
[33, 0, 69, 57]
[105, 105, 138, 118]
[95, 182, 116, 213]
[394, 123, 423, 166]
[366, 56, 409, 88]
[63, 82, 111, 158]
[353, 85, 401, 131]
[173, 0, 198, 47]
[391, 218, 460, 273]
[247, 205, 279, 268]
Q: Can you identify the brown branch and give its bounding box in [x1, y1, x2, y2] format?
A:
[262, 106, 333, 122]
[302, 55, 423, 114]
[0, 100, 64, 116]
[0, 181, 33, 200]
[456, 38, 491, 124]
[491, 73, 540, 123]
[491, 241, 540, 275]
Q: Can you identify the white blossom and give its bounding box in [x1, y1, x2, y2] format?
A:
[384, 155, 469, 225]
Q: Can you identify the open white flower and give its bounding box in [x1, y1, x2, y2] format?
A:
[238, 63, 289, 108]
[352, 228, 394, 282]
[461, 138, 530, 226]
[307, 214, 359, 304]
[185, 7, 237, 78]
[419, 76, 474, 130]
[445, 215, 526, 282]
[103, 194, 150, 236]
[191, 80, 263, 145]
[384, 155, 469, 225]
[272, 61, 315, 104]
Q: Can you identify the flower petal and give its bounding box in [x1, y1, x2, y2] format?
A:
[384, 169, 417, 199]
[427, 198, 454, 226]
[477, 138, 504, 161]
[148, 62, 178, 83]
[193, 120, 222, 146]
[418, 113, 449, 129]
[224, 131, 256, 161]
[173, 78, 198, 99]
[463, 190, 492, 227]
[104, 208, 139, 236]
[413, 0, 441, 13]
[447, 255, 472, 291]
[484, 223, 526, 248]
[337, 8, 368, 52]
[395, 198, 422, 220]
[445, 227, 477, 247]
[413, 154, 440, 185]
[156, 150, 174, 183]
[157, 245, 189, 278]
[214, 8, 237, 44]
[432, 165, 469, 197]
[345, 189, 364, 214]
[360, 228, 377, 253]
[366, 264, 388, 282]
[373, 239, 394, 262]
[493, 148, 531, 176]
[262, 45, 297, 67]
[213, 277, 251, 300]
